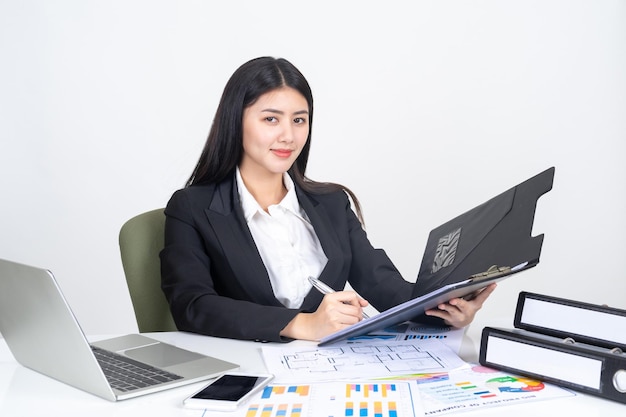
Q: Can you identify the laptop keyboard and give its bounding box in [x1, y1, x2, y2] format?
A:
[92, 346, 183, 392]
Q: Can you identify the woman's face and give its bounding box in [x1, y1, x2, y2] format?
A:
[240, 87, 309, 179]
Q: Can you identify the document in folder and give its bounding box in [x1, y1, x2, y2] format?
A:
[319, 167, 555, 346]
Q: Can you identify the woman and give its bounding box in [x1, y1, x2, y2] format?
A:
[160, 57, 495, 342]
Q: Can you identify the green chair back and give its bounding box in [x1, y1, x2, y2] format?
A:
[119, 208, 177, 332]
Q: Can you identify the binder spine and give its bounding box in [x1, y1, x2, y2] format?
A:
[479, 327, 626, 404]
[514, 291, 626, 351]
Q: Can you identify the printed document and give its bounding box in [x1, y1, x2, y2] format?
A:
[261, 339, 467, 383]
[200, 380, 426, 417]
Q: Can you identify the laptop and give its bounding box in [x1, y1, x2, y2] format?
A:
[0, 258, 239, 401]
[319, 167, 555, 346]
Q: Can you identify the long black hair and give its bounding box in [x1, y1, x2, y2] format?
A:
[186, 56, 363, 223]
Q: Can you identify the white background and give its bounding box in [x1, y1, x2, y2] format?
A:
[1, 0, 624, 336]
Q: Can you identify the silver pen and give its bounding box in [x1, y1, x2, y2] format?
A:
[307, 276, 370, 319]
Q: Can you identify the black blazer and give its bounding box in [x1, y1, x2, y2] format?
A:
[160, 173, 414, 342]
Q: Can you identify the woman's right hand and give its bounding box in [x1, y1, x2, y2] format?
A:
[280, 291, 369, 341]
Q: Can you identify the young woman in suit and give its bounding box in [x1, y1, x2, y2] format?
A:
[160, 57, 495, 342]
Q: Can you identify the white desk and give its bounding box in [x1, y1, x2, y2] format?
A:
[1, 319, 623, 416]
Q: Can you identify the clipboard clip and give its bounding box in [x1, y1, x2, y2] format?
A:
[463, 265, 513, 301]
[469, 265, 512, 282]
[468, 261, 530, 283]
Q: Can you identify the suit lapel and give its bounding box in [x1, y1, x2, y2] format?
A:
[205, 176, 281, 306]
[204, 175, 347, 310]
[296, 188, 346, 309]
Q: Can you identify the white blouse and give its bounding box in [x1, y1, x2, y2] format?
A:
[236, 168, 328, 308]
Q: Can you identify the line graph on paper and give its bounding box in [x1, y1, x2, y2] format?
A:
[261, 340, 467, 382]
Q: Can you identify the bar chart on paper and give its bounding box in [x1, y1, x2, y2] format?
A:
[344, 383, 402, 417]
[241, 381, 422, 417]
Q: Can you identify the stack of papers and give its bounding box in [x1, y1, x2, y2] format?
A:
[198, 326, 575, 417]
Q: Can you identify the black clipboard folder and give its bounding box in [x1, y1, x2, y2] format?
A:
[480, 292, 626, 404]
[413, 166, 555, 298]
[319, 167, 555, 347]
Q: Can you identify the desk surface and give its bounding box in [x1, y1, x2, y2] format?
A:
[1, 318, 623, 416]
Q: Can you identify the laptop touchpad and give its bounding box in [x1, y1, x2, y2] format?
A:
[124, 343, 205, 368]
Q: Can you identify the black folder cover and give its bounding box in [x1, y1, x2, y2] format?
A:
[319, 167, 555, 346]
[412, 167, 555, 298]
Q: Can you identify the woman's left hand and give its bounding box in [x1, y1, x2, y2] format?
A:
[423, 283, 497, 328]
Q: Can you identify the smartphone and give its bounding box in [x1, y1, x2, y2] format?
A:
[183, 372, 274, 411]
